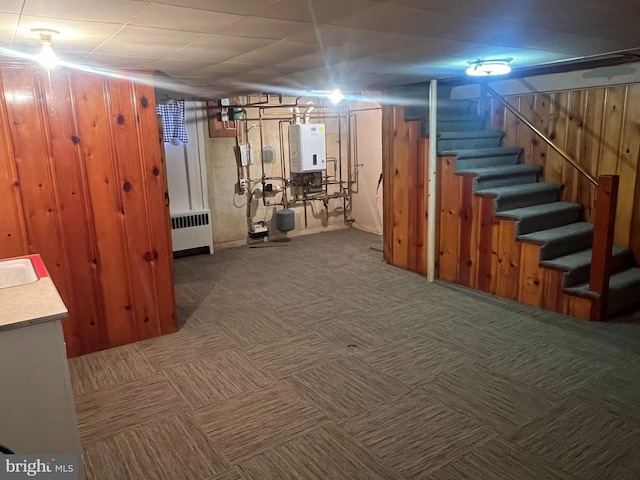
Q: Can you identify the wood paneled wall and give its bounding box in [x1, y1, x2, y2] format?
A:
[480, 83, 640, 261]
[382, 106, 431, 275]
[0, 65, 176, 357]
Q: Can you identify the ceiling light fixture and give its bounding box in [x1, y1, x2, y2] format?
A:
[327, 88, 345, 105]
[31, 28, 60, 69]
[466, 58, 513, 77]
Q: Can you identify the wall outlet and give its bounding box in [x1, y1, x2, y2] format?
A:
[239, 178, 247, 189]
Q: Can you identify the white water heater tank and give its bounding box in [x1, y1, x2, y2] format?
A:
[289, 123, 326, 173]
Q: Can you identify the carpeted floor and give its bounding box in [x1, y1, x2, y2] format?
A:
[69, 228, 640, 480]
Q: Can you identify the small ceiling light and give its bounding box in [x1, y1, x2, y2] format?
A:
[31, 28, 60, 69]
[466, 58, 513, 77]
[327, 88, 345, 105]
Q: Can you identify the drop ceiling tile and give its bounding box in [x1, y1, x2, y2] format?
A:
[147, 58, 214, 76]
[83, 52, 157, 67]
[276, 52, 327, 69]
[0, 0, 22, 14]
[249, 64, 301, 76]
[12, 16, 123, 52]
[330, 3, 460, 38]
[261, 0, 381, 23]
[167, 34, 273, 62]
[215, 17, 312, 40]
[199, 62, 263, 74]
[288, 25, 385, 47]
[153, 0, 277, 16]
[130, 4, 243, 34]
[0, 13, 19, 46]
[94, 25, 207, 58]
[229, 40, 318, 64]
[22, 0, 148, 23]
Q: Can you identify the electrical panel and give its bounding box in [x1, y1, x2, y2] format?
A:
[288, 123, 326, 173]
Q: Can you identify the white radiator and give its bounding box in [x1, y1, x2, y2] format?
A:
[170, 209, 213, 254]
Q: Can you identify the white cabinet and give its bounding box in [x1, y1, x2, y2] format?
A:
[0, 318, 84, 479]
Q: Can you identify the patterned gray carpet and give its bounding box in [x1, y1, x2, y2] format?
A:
[69, 228, 640, 480]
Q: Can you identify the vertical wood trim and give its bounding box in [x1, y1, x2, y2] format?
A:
[439, 157, 460, 282]
[33, 71, 83, 356]
[391, 108, 411, 270]
[416, 137, 429, 275]
[542, 268, 564, 313]
[615, 85, 639, 247]
[457, 175, 474, 286]
[567, 296, 593, 321]
[38, 71, 100, 354]
[495, 220, 520, 301]
[382, 106, 394, 264]
[106, 79, 161, 339]
[133, 81, 177, 335]
[71, 72, 137, 347]
[590, 175, 619, 321]
[477, 196, 497, 293]
[0, 70, 29, 258]
[1, 67, 79, 354]
[407, 120, 422, 274]
[518, 242, 543, 307]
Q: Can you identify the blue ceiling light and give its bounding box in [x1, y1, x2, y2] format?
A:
[466, 58, 513, 76]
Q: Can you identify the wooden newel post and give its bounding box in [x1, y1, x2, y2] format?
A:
[590, 175, 619, 321]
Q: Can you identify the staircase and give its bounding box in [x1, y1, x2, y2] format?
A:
[410, 97, 640, 319]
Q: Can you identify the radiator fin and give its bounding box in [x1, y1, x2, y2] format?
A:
[171, 212, 210, 230]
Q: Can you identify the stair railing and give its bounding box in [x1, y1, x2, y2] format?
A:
[480, 83, 619, 321]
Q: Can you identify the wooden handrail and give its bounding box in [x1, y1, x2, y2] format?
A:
[590, 175, 619, 321]
[480, 83, 599, 187]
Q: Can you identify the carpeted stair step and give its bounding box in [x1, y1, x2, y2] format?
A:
[437, 130, 504, 152]
[564, 267, 640, 316]
[541, 246, 632, 287]
[405, 99, 473, 123]
[518, 222, 594, 261]
[444, 147, 523, 169]
[477, 182, 562, 212]
[438, 99, 473, 115]
[496, 202, 582, 235]
[458, 164, 542, 190]
[420, 113, 487, 137]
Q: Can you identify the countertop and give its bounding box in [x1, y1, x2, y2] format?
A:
[0, 255, 68, 331]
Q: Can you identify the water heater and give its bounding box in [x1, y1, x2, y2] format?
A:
[289, 123, 326, 173]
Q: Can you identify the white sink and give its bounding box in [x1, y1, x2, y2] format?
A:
[0, 259, 38, 289]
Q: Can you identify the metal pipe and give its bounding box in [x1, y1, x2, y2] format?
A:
[278, 120, 291, 207]
[258, 107, 268, 206]
[237, 115, 346, 121]
[337, 110, 343, 186]
[481, 83, 598, 186]
[427, 79, 438, 282]
[346, 107, 383, 113]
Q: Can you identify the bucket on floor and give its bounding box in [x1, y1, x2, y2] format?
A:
[276, 208, 295, 232]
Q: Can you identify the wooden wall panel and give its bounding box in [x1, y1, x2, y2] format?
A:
[491, 82, 640, 262]
[381, 106, 429, 275]
[457, 175, 475, 287]
[133, 82, 176, 335]
[0, 65, 176, 356]
[71, 73, 137, 348]
[0, 75, 28, 258]
[439, 157, 460, 282]
[495, 220, 520, 301]
[106, 79, 162, 341]
[519, 242, 543, 307]
[391, 107, 411, 270]
[1, 68, 81, 354]
[43, 70, 106, 354]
